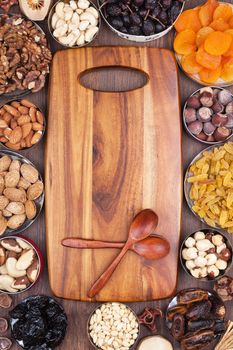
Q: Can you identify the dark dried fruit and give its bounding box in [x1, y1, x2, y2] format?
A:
[177, 289, 209, 304]
[187, 319, 214, 333]
[138, 307, 162, 333]
[167, 305, 187, 321]
[214, 275, 233, 301]
[180, 329, 215, 350]
[171, 314, 185, 340]
[186, 300, 212, 321]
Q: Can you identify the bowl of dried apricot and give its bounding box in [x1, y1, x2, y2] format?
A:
[185, 142, 233, 232]
[174, 0, 233, 86]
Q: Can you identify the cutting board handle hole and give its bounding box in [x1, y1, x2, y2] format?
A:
[79, 66, 149, 92]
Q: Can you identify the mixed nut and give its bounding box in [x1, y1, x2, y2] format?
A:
[0, 99, 44, 150]
[0, 15, 52, 95]
[214, 275, 233, 301]
[0, 154, 43, 234]
[184, 87, 233, 143]
[166, 289, 226, 350]
[89, 302, 139, 350]
[181, 230, 232, 280]
[0, 237, 40, 293]
[50, 0, 100, 47]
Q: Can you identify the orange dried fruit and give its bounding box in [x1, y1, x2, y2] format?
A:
[204, 31, 232, 55]
[213, 3, 232, 21]
[174, 29, 197, 55]
[181, 54, 203, 74]
[199, 0, 218, 26]
[223, 30, 233, 57]
[221, 57, 233, 82]
[210, 18, 230, 31]
[196, 27, 214, 46]
[196, 45, 221, 70]
[175, 8, 202, 33]
[199, 65, 222, 83]
[229, 16, 233, 28]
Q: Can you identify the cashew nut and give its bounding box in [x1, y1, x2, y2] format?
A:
[64, 10, 73, 21]
[70, 0, 77, 10]
[76, 32, 85, 45]
[79, 20, 89, 31]
[6, 257, 26, 278]
[55, 2, 65, 18]
[51, 13, 59, 29]
[53, 24, 68, 38]
[71, 11, 80, 25]
[56, 18, 66, 28]
[86, 6, 99, 19]
[78, 0, 89, 9]
[85, 26, 98, 42]
[80, 12, 96, 26]
[0, 275, 17, 293]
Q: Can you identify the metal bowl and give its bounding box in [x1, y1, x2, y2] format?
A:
[183, 86, 233, 145]
[87, 303, 140, 350]
[0, 99, 46, 151]
[0, 235, 43, 294]
[48, 0, 101, 48]
[0, 150, 44, 236]
[97, 0, 184, 43]
[180, 229, 233, 282]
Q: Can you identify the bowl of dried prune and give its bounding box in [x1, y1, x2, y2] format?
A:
[98, 0, 185, 42]
[10, 295, 68, 349]
[166, 288, 226, 350]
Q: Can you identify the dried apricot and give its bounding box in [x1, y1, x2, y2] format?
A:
[181, 54, 202, 74]
[204, 31, 232, 55]
[174, 29, 197, 55]
[213, 3, 232, 21]
[199, 65, 222, 83]
[196, 27, 214, 46]
[199, 0, 218, 26]
[221, 57, 233, 82]
[223, 30, 233, 57]
[196, 45, 221, 70]
[210, 18, 230, 31]
[175, 8, 202, 33]
[229, 16, 233, 28]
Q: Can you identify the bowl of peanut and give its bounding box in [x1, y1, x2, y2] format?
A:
[185, 141, 233, 232]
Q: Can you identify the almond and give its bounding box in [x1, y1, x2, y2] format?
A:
[17, 115, 31, 126]
[18, 106, 29, 115]
[22, 123, 32, 138]
[3, 112, 12, 124]
[0, 176, 4, 195]
[36, 111, 44, 125]
[29, 107, 36, 122]
[21, 140, 26, 149]
[6, 202, 25, 215]
[0, 172, 7, 177]
[25, 130, 33, 148]
[3, 105, 20, 118]
[3, 209, 12, 217]
[0, 196, 9, 210]
[9, 126, 22, 144]
[11, 101, 21, 109]
[27, 181, 43, 200]
[0, 120, 8, 128]
[0, 216, 7, 235]
[0, 156, 11, 172]
[4, 188, 26, 203]
[25, 200, 36, 220]
[32, 122, 43, 131]
[10, 119, 17, 129]
[5, 170, 20, 188]
[31, 131, 42, 145]
[3, 128, 12, 139]
[9, 160, 21, 172]
[5, 142, 21, 150]
[18, 177, 31, 190]
[7, 214, 26, 229]
[21, 164, 39, 184]
[0, 137, 8, 143]
[21, 100, 36, 108]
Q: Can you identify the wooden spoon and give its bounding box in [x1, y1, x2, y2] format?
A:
[87, 209, 159, 298]
[62, 235, 170, 260]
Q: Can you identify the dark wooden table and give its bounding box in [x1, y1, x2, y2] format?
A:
[1, 0, 233, 349]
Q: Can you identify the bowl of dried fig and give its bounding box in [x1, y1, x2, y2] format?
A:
[0, 235, 43, 294]
[0, 150, 44, 236]
[0, 99, 45, 151]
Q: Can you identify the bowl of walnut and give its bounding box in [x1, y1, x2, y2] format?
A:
[0, 151, 44, 236]
[180, 229, 232, 281]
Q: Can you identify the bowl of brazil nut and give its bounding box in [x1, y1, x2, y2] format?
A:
[0, 150, 44, 236]
[88, 302, 140, 350]
[0, 235, 42, 294]
[0, 99, 45, 151]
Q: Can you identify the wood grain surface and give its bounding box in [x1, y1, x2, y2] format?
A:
[45, 47, 182, 302]
[0, 0, 233, 349]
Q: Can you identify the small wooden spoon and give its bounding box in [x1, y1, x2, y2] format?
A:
[87, 209, 159, 298]
[62, 236, 170, 260]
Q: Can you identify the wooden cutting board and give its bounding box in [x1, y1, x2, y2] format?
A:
[45, 47, 182, 302]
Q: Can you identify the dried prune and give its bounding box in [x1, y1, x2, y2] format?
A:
[181, 329, 215, 350]
[177, 289, 209, 304]
[187, 319, 214, 333]
[171, 314, 185, 340]
[10, 296, 67, 349]
[186, 301, 212, 321]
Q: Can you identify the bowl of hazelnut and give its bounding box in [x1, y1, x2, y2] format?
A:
[183, 86, 233, 144]
[180, 229, 232, 281]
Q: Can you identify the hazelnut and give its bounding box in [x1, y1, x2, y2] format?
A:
[194, 256, 207, 267]
[218, 89, 233, 106]
[182, 248, 189, 260]
[194, 231, 205, 241]
[225, 113, 233, 129]
[212, 114, 228, 127]
[203, 122, 216, 136]
[212, 101, 224, 114]
[199, 251, 207, 257]
[185, 260, 195, 271]
[184, 108, 197, 124]
[218, 248, 231, 262]
[199, 91, 214, 107]
[196, 239, 214, 252]
[200, 87, 214, 95]
[185, 247, 198, 260]
[190, 268, 202, 278]
[207, 247, 216, 254]
[217, 243, 227, 254]
[206, 253, 217, 266]
[207, 135, 215, 142]
[226, 101, 233, 114]
[214, 127, 231, 141]
[212, 234, 224, 246]
[188, 120, 203, 135]
[196, 132, 208, 141]
[207, 265, 220, 278]
[185, 237, 196, 248]
[200, 266, 208, 278]
[197, 107, 212, 122]
[215, 259, 227, 270]
[187, 96, 201, 109]
[205, 233, 213, 241]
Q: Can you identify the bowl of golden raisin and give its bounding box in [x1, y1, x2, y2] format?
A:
[174, 0, 233, 86]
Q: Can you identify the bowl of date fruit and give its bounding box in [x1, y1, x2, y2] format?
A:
[98, 0, 184, 42]
[183, 86, 233, 144]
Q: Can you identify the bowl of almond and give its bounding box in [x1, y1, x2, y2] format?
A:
[0, 99, 45, 151]
[0, 236, 42, 294]
[0, 151, 44, 236]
